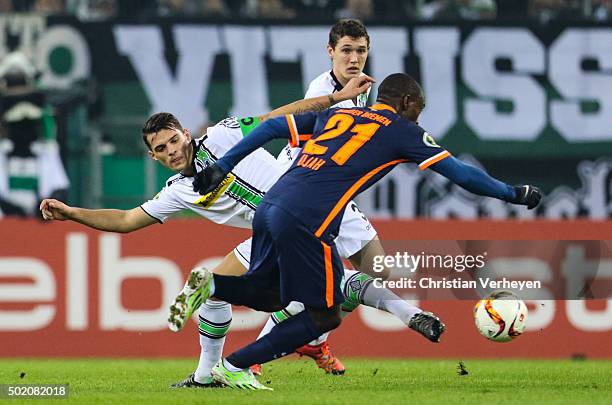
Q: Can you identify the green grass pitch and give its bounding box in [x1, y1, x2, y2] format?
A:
[0, 358, 610, 404]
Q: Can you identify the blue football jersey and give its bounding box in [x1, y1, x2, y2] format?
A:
[263, 104, 450, 239]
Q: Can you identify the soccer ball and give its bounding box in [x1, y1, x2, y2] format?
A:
[474, 291, 528, 342]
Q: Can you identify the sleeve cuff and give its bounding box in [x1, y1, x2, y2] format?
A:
[139, 206, 163, 224]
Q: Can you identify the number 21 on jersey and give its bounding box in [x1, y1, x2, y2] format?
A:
[302, 113, 380, 166]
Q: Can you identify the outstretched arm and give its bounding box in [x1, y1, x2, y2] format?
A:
[258, 75, 374, 121]
[192, 76, 373, 196]
[40, 199, 157, 232]
[430, 156, 542, 209]
[193, 109, 319, 196]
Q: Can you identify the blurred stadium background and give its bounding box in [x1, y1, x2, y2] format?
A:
[1, 0, 611, 364]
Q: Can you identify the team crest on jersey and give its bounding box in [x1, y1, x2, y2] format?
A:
[196, 149, 214, 167]
[422, 132, 440, 148]
[194, 173, 235, 208]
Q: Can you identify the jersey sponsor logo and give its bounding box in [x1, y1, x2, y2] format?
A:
[193, 172, 264, 210]
[194, 173, 236, 208]
[422, 132, 441, 148]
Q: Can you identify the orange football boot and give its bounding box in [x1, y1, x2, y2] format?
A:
[295, 342, 345, 375]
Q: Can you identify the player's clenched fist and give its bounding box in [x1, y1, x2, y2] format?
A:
[510, 185, 543, 210]
[40, 199, 72, 221]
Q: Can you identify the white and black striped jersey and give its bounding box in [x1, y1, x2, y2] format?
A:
[140, 117, 282, 228]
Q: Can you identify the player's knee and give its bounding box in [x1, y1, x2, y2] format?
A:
[349, 238, 391, 280]
[306, 306, 342, 333]
[351, 257, 391, 281]
[313, 312, 341, 333]
[326, 311, 342, 331]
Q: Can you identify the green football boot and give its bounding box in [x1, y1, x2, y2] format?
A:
[168, 267, 214, 332]
[211, 360, 273, 391]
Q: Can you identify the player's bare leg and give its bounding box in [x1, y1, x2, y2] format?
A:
[348, 236, 391, 280]
[211, 250, 249, 277]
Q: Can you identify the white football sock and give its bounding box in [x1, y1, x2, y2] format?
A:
[360, 278, 421, 325]
[256, 301, 304, 340]
[194, 299, 232, 383]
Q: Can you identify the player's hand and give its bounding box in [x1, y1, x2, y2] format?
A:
[338, 75, 375, 101]
[192, 163, 228, 195]
[510, 185, 542, 209]
[39, 199, 72, 221]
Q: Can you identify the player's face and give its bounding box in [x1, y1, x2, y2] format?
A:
[146, 128, 193, 173]
[402, 94, 426, 123]
[410, 99, 425, 123]
[328, 36, 368, 85]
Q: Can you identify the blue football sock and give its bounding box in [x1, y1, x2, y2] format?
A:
[226, 311, 322, 369]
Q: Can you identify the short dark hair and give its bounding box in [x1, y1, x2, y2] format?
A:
[141, 112, 184, 150]
[328, 19, 370, 49]
[377, 73, 424, 103]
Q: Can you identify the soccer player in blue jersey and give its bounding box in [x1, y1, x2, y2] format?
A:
[186, 73, 542, 390]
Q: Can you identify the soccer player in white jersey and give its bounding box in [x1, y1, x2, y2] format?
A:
[276, 19, 370, 171]
[40, 78, 434, 387]
[254, 19, 382, 375]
